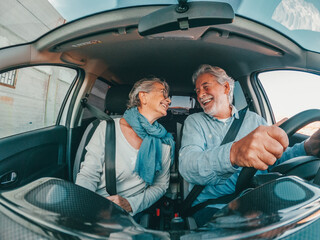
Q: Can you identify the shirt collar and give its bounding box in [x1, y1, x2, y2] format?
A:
[232, 105, 239, 119]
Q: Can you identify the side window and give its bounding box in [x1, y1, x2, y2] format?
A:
[0, 66, 77, 138]
[258, 70, 320, 136]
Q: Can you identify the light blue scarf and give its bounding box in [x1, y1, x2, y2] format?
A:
[123, 107, 175, 185]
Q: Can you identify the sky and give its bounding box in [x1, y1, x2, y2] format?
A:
[48, 0, 177, 21]
[48, 0, 117, 21]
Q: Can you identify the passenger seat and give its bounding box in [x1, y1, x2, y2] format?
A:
[73, 85, 131, 182]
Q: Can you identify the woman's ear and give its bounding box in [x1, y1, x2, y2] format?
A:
[138, 92, 148, 105]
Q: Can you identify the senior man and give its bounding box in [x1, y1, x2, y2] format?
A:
[179, 64, 320, 227]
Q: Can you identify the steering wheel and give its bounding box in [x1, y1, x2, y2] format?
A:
[235, 109, 320, 194]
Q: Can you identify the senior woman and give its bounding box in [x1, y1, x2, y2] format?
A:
[76, 77, 175, 218]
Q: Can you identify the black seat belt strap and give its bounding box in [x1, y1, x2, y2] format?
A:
[220, 107, 248, 145]
[81, 99, 117, 195]
[180, 107, 248, 216]
[104, 118, 117, 195]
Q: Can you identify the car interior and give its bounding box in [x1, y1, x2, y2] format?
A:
[1, 1, 320, 239]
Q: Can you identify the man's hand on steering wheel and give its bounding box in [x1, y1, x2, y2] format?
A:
[234, 109, 320, 194]
[230, 124, 289, 171]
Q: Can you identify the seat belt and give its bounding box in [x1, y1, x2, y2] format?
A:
[180, 107, 248, 216]
[104, 117, 117, 195]
[81, 99, 117, 195]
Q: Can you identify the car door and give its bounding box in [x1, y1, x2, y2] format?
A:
[0, 65, 78, 190]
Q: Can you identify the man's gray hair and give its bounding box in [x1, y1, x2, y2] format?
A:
[192, 64, 235, 104]
[127, 77, 169, 109]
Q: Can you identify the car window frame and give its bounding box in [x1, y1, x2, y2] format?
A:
[246, 72, 272, 126]
[251, 71, 275, 124]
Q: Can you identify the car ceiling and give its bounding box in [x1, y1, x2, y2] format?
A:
[2, 5, 319, 95]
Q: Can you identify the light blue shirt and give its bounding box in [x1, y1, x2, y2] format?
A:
[179, 106, 306, 208]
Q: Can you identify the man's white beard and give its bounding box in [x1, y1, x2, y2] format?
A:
[204, 102, 220, 116]
[202, 95, 225, 116]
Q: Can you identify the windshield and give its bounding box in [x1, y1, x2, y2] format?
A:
[1, 0, 320, 53]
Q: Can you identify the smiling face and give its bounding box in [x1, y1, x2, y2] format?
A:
[138, 82, 171, 123]
[195, 73, 231, 119]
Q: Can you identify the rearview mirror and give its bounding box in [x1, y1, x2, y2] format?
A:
[138, 2, 234, 36]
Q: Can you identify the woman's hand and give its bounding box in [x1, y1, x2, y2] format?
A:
[107, 195, 132, 212]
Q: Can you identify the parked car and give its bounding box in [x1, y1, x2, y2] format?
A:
[1, 0, 320, 239]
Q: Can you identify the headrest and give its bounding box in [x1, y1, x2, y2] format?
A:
[104, 85, 132, 115]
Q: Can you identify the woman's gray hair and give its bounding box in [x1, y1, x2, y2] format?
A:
[192, 64, 235, 104]
[127, 77, 169, 109]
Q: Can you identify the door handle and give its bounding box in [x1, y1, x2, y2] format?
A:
[0, 171, 18, 186]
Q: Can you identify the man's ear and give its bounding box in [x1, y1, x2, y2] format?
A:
[139, 92, 148, 105]
[224, 82, 230, 95]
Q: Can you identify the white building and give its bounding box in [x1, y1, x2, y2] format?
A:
[0, 0, 75, 138]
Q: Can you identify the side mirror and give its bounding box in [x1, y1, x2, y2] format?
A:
[138, 2, 234, 36]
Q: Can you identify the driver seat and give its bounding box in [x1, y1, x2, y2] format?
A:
[178, 83, 249, 226]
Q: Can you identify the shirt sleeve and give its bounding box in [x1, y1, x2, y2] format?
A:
[75, 121, 106, 193]
[270, 141, 306, 169]
[179, 115, 238, 186]
[126, 145, 171, 215]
